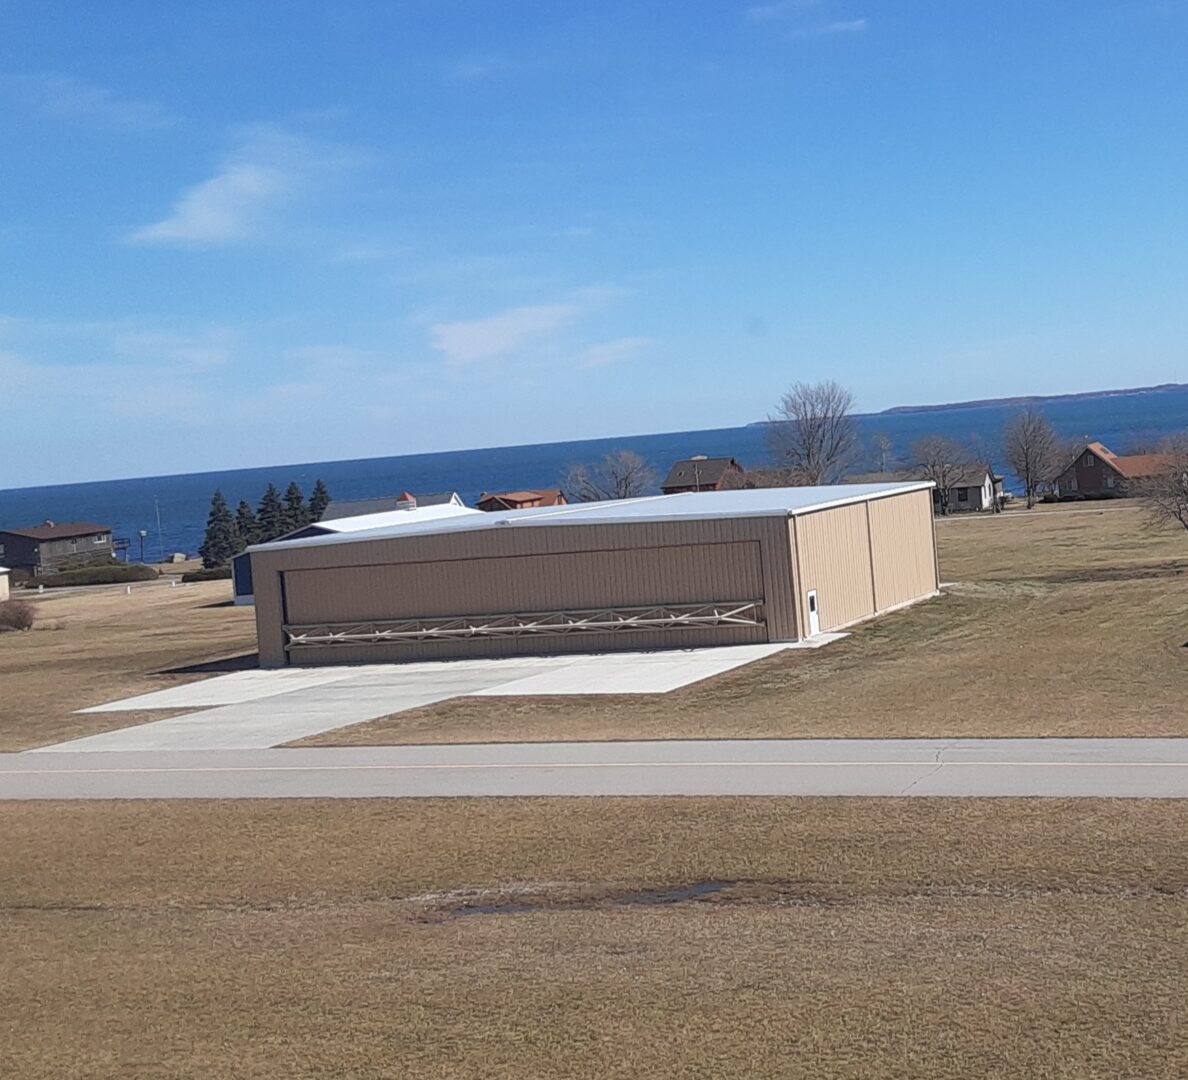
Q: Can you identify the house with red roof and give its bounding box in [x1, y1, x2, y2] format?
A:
[1054, 442, 1173, 497]
[476, 490, 568, 512]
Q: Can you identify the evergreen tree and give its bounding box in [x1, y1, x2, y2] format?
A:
[282, 481, 308, 532]
[198, 490, 239, 569]
[309, 478, 331, 522]
[256, 483, 286, 542]
[234, 501, 258, 548]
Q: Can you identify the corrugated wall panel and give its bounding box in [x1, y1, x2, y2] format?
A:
[868, 489, 939, 609]
[757, 516, 797, 640]
[793, 502, 876, 632]
[283, 541, 764, 622]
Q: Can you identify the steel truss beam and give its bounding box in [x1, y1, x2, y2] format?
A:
[284, 600, 765, 649]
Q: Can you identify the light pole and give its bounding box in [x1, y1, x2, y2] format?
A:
[138, 529, 148, 563]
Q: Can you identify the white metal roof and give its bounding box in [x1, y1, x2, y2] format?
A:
[249, 481, 933, 554]
[310, 502, 481, 534]
[0, 566, 9, 574]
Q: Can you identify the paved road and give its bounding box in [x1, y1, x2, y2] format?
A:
[4, 739, 1188, 799]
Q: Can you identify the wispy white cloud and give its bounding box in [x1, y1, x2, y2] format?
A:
[4, 73, 177, 132]
[744, 0, 821, 22]
[127, 125, 355, 247]
[580, 337, 653, 369]
[429, 288, 621, 365]
[789, 17, 868, 38]
[0, 315, 236, 372]
[111, 328, 234, 370]
[431, 301, 584, 364]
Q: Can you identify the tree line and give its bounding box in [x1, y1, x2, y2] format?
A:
[199, 479, 330, 569]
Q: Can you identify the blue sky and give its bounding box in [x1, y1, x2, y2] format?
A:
[2, 1, 1187, 486]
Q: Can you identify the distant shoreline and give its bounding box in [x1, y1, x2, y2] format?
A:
[876, 382, 1188, 416]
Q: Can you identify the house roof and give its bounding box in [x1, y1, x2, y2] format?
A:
[321, 492, 461, 520]
[0, 566, 10, 574]
[1079, 442, 1173, 479]
[662, 457, 741, 489]
[0, 522, 112, 541]
[477, 489, 566, 507]
[251, 481, 934, 553]
[1111, 453, 1175, 479]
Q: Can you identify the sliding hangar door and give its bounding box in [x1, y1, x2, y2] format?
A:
[253, 516, 799, 667]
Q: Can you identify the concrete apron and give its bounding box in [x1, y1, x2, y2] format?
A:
[42, 641, 841, 752]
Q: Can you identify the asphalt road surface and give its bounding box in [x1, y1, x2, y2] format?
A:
[4, 738, 1188, 799]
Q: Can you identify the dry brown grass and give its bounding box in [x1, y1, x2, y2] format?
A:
[302, 503, 1188, 745]
[0, 580, 256, 750]
[2, 798, 1185, 1079]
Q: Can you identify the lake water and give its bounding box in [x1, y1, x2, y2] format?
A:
[2, 387, 1185, 560]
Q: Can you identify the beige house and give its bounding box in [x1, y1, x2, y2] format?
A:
[247, 482, 939, 668]
[0, 567, 9, 603]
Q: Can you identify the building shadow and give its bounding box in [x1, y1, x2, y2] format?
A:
[161, 652, 260, 675]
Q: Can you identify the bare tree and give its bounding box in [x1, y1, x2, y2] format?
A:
[912, 436, 977, 515]
[871, 432, 895, 473]
[1138, 436, 1188, 532]
[1003, 408, 1061, 508]
[563, 450, 658, 502]
[765, 380, 859, 485]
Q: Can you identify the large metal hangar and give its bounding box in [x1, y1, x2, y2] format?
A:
[248, 481, 939, 667]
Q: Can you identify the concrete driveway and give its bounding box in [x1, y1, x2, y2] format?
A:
[48, 642, 841, 752]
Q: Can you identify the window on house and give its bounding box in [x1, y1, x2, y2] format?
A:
[1084, 453, 1095, 466]
[92, 534, 108, 545]
[69, 539, 79, 552]
[957, 488, 969, 502]
[1105, 474, 1114, 489]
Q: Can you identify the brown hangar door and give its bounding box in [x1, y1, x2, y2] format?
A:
[278, 540, 769, 665]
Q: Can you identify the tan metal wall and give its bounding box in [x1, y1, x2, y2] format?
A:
[790, 502, 876, 633]
[789, 488, 938, 634]
[253, 516, 799, 666]
[284, 542, 760, 621]
[867, 488, 940, 610]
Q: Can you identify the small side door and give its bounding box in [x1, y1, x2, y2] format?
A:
[806, 589, 821, 636]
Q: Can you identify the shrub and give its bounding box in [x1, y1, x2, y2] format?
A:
[1040, 494, 1058, 504]
[37, 564, 159, 588]
[0, 600, 36, 631]
[182, 566, 233, 582]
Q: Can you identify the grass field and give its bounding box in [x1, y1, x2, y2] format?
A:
[0, 579, 255, 751]
[2, 797, 1185, 1079]
[301, 502, 1188, 745]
